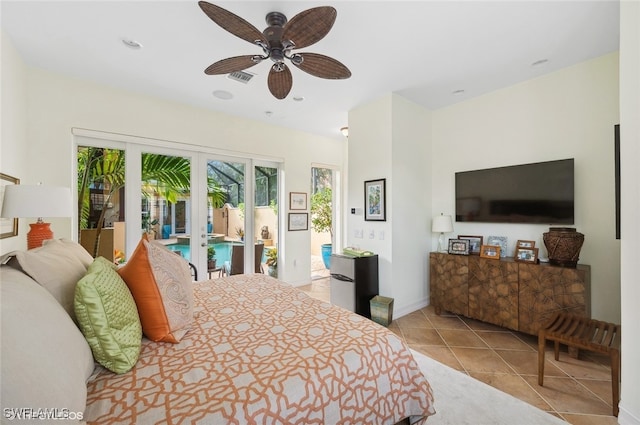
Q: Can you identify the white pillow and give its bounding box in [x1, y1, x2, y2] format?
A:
[14, 239, 93, 321]
[0, 266, 95, 422]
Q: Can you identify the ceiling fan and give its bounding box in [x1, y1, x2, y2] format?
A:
[198, 1, 351, 99]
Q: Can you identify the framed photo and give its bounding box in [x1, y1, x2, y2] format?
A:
[516, 240, 535, 249]
[364, 178, 386, 221]
[289, 192, 307, 210]
[479, 245, 501, 260]
[0, 173, 20, 239]
[288, 213, 308, 231]
[458, 235, 483, 255]
[515, 247, 539, 263]
[448, 239, 470, 255]
[487, 235, 508, 258]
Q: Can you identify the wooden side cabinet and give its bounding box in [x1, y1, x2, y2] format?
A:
[429, 252, 468, 317]
[468, 256, 519, 331]
[518, 263, 591, 335]
[429, 252, 591, 336]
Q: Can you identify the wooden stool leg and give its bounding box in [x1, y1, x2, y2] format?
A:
[554, 341, 560, 361]
[538, 332, 546, 386]
[611, 349, 620, 417]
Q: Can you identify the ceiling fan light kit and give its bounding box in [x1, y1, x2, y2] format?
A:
[198, 1, 351, 99]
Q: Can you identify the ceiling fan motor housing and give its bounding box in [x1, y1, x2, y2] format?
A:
[263, 12, 289, 69]
[265, 11, 287, 27]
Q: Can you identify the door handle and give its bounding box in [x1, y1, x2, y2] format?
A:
[201, 243, 207, 247]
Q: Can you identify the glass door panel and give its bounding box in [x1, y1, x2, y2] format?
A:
[76, 145, 127, 263]
[140, 151, 192, 260]
[203, 158, 246, 277]
[310, 166, 334, 276]
[254, 164, 278, 277]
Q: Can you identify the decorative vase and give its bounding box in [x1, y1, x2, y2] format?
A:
[543, 227, 584, 268]
[208, 259, 217, 270]
[268, 266, 277, 278]
[321, 243, 332, 269]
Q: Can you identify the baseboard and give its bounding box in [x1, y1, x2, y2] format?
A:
[618, 403, 640, 425]
[393, 297, 430, 320]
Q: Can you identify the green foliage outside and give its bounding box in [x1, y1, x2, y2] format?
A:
[265, 247, 277, 268]
[310, 188, 332, 237]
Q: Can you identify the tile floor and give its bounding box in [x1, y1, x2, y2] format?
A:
[298, 276, 618, 425]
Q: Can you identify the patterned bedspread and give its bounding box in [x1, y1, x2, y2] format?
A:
[85, 274, 435, 424]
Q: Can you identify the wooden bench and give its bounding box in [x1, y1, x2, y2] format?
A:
[537, 312, 621, 416]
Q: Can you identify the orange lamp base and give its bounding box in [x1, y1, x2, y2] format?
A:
[27, 222, 53, 250]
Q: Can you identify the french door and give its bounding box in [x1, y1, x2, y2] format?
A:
[195, 155, 280, 278]
[74, 129, 279, 279]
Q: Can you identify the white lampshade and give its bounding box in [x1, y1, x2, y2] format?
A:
[2, 184, 73, 248]
[432, 214, 453, 233]
[1, 185, 73, 219]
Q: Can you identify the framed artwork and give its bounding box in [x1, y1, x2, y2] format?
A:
[515, 247, 539, 263]
[458, 235, 483, 255]
[516, 240, 535, 248]
[487, 235, 508, 258]
[0, 173, 20, 239]
[289, 192, 307, 210]
[288, 213, 308, 231]
[479, 245, 501, 260]
[448, 239, 470, 255]
[364, 178, 386, 221]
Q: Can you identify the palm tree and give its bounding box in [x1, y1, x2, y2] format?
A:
[78, 148, 226, 257]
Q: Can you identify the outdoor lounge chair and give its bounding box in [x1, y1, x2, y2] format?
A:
[222, 243, 264, 276]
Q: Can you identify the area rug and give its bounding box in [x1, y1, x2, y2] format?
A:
[411, 349, 567, 425]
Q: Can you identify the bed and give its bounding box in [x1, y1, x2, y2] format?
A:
[1, 239, 434, 424]
[85, 274, 435, 423]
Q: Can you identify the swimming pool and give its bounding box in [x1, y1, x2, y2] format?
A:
[166, 241, 266, 265]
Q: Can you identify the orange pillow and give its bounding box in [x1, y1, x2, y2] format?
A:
[117, 234, 193, 343]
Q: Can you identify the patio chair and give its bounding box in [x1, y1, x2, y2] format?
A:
[222, 243, 264, 276]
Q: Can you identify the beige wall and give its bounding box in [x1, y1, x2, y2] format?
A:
[347, 94, 432, 316]
[347, 54, 619, 321]
[618, 1, 640, 423]
[0, 32, 28, 254]
[432, 53, 620, 323]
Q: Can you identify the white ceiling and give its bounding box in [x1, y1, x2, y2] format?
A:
[1, 1, 620, 141]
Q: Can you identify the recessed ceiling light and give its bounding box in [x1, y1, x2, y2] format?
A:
[122, 38, 142, 49]
[212, 90, 233, 100]
[293, 96, 304, 102]
[265, 111, 273, 117]
[531, 59, 549, 67]
[452, 89, 465, 96]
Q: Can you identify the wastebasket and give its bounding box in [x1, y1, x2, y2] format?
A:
[370, 295, 394, 326]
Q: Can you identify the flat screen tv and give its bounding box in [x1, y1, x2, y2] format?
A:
[455, 158, 574, 224]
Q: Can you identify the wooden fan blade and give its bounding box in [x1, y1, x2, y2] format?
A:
[268, 66, 293, 99]
[282, 6, 336, 50]
[199, 1, 267, 45]
[205, 55, 260, 75]
[293, 53, 351, 79]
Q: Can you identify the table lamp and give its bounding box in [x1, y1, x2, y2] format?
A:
[432, 213, 453, 252]
[1, 184, 73, 249]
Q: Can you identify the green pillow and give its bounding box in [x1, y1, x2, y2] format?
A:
[74, 257, 142, 374]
